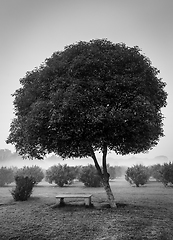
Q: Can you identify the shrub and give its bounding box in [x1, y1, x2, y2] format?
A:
[45, 164, 76, 187]
[16, 165, 44, 184]
[0, 167, 14, 187]
[149, 164, 162, 182]
[159, 162, 173, 186]
[79, 165, 102, 187]
[11, 176, 36, 201]
[125, 164, 150, 187]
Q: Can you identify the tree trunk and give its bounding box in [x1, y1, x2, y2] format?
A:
[102, 177, 117, 208]
[89, 145, 117, 208]
[102, 143, 117, 208]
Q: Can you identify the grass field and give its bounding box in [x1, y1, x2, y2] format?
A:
[0, 178, 173, 240]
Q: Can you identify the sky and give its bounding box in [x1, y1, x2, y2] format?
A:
[0, 0, 173, 163]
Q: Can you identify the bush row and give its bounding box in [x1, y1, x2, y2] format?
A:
[125, 162, 173, 187]
[0, 165, 45, 187]
[0, 164, 125, 187]
[1, 162, 173, 189]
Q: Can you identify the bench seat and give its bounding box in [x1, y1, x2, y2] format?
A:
[55, 194, 92, 206]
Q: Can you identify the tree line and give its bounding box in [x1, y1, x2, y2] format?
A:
[0, 149, 19, 161]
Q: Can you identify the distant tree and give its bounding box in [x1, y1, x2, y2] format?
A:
[115, 166, 126, 177]
[0, 149, 12, 160]
[125, 164, 150, 187]
[7, 39, 167, 207]
[70, 166, 82, 180]
[107, 165, 127, 179]
[45, 164, 76, 187]
[16, 166, 44, 184]
[0, 167, 14, 187]
[11, 152, 20, 159]
[107, 165, 116, 180]
[159, 162, 173, 186]
[79, 165, 102, 187]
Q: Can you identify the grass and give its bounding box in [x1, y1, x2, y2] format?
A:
[0, 179, 173, 240]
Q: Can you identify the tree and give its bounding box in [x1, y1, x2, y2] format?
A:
[125, 164, 150, 187]
[79, 165, 102, 187]
[149, 164, 162, 182]
[45, 164, 76, 187]
[15, 165, 44, 184]
[6, 39, 167, 207]
[0, 167, 14, 187]
[0, 149, 12, 160]
[107, 165, 116, 180]
[114, 166, 127, 178]
[159, 162, 173, 186]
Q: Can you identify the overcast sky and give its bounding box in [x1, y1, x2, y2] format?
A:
[0, 0, 173, 161]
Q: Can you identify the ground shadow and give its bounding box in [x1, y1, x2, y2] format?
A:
[51, 201, 128, 211]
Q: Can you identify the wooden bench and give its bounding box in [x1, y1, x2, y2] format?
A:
[55, 194, 92, 206]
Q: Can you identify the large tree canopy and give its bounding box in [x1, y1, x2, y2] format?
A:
[7, 39, 167, 207]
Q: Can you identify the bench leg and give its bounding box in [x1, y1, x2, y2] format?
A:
[60, 198, 65, 205]
[85, 197, 92, 206]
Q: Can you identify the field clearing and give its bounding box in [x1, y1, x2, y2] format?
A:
[0, 178, 173, 240]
